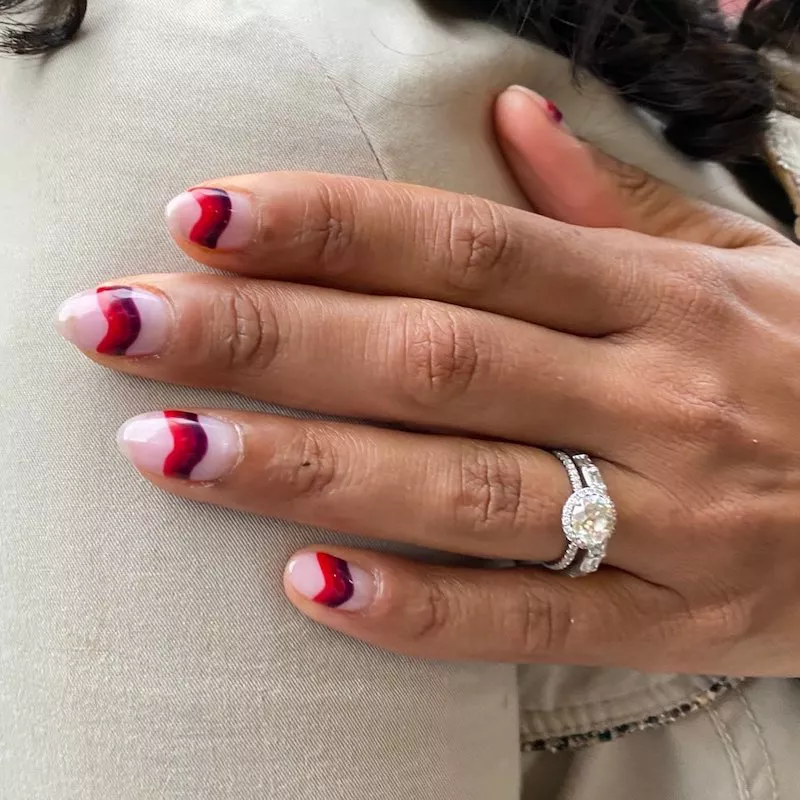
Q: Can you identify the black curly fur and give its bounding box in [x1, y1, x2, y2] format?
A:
[739, 0, 800, 50]
[426, 0, 780, 164]
[425, 0, 799, 223]
[0, 0, 85, 53]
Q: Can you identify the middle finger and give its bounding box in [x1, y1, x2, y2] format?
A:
[57, 274, 623, 452]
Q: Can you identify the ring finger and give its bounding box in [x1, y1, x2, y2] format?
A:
[115, 408, 641, 567]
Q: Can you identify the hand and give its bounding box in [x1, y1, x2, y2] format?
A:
[56, 86, 800, 676]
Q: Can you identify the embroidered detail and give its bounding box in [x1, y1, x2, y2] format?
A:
[520, 677, 743, 753]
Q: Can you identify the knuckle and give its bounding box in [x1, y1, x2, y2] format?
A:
[669, 373, 751, 450]
[600, 155, 692, 233]
[511, 584, 574, 659]
[651, 251, 732, 331]
[406, 580, 453, 643]
[442, 197, 514, 295]
[705, 596, 755, 647]
[268, 427, 340, 501]
[218, 285, 280, 375]
[298, 180, 358, 272]
[603, 246, 663, 325]
[453, 443, 526, 541]
[396, 303, 482, 407]
[605, 156, 655, 198]
[681, 581, 755, 650]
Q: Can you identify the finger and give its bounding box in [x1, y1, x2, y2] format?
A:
[57, 275, 622, 452]
[115, 409, 577, 561]
[282, 547, 686, 669]
[117, 409, 657, 571]
[494, 85, 780, 248]
[163, 171, 664, 335]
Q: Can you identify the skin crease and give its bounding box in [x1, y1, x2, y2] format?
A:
[59, 86, 800, 677]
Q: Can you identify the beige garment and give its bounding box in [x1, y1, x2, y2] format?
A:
[0, 1, 796, 799]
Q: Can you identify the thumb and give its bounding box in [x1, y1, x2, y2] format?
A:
[494, 85, 776, 248]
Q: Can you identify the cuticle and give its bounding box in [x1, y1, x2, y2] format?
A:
[207, 415, 247, 478]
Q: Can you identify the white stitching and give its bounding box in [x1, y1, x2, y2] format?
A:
[735, 687, 779, 800]
[707, 704, 752, 800]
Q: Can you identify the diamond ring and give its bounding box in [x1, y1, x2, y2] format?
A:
[540, 451, 617, 577]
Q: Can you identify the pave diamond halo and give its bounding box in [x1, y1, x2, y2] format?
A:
[538, 451, 618, 577]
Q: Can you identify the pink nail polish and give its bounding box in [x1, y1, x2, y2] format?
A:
[165, 187, 254, 250]
[506, 86, 565, 125]
[117, 411, 240, 481]
[286, 552, 374, 610]
[56, 286, 170, 356]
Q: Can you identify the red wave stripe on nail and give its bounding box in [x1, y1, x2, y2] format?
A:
[313, 553, 355, 608]
[163, 410, 209, 479]
[314, 553, 355, 608]
[545, 100, 563, 124]
[96, 286, 142, 355]
[188, 187, 232, 249]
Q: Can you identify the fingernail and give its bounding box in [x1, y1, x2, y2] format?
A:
[165, 187, 254, 250]
[286, 552, 374, 611]
[544, 99, 564, 125]
[506, 85, 564, 125]
[56, 285, 170, 356]
[117, 411, 241, 481]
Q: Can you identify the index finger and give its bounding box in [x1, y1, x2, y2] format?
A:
[164, 172, 661, 336]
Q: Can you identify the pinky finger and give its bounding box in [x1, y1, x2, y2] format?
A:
[283, 547, 679, 668]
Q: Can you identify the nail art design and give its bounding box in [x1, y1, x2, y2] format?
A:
[117, 411, 240, 481]
[285, 552, 373, 611]
[545, 100, 564, 125]
[186, 187, 232, 249]
[56, 286, 170, 356]
[162, 410, 209, 478]
[165, 187, 253, 250]
[313, 553, 355, 607]
[96, 286, 141, 355]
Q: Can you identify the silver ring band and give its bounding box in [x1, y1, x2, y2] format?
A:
[541, 451, 617, 577]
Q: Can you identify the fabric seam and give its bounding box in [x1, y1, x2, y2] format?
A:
[262, 14, 390, 182]
[735, 686, 779, 800]
[321, 76, 390, 181]
[519, 673, 705, 717]
[707, 703, 751, 800]
[520, 677, 743, 753]
[523, 675, 692, 714]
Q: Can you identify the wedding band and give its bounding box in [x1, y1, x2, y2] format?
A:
[541, 451, 617, 577]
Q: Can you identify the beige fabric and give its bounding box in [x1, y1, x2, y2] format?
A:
[0, 1, 795, 798]
[523, 679, 800, 799]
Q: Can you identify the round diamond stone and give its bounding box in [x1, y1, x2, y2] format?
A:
[562, 488, 616, 549]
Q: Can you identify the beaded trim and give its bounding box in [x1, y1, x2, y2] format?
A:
[520, 677, 743, 753]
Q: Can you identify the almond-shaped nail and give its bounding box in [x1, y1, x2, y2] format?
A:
[506, 85, 564, 125]
[165, 187, 254, 250]
[117, 411, 240, 481]
[286, 552, 374, 610]
[56, 286, 170, 356]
